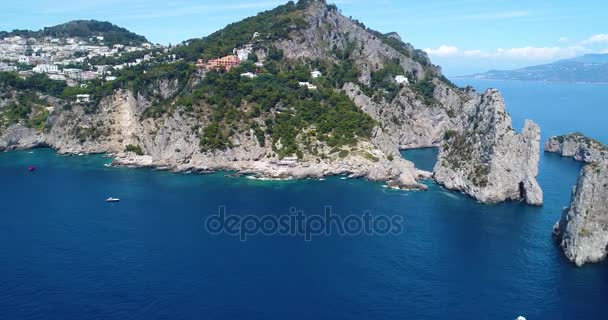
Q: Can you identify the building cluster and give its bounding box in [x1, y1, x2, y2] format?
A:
[0, 35, 160, 85]
[195, 34, 258, 72]
[196, 55, 241, 72]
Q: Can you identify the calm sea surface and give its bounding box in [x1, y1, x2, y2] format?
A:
[1, 79, 607, 319]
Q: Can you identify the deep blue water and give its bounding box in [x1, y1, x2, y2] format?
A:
[1, 79, 608, 319]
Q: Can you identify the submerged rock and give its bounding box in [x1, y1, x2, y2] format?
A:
[554, 161, 608, 266]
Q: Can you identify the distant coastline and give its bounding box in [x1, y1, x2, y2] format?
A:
[451, 76, 608, 86]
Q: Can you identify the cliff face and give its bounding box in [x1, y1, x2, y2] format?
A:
[433, 89, 543, 205]
[0, 88, 427, 190]
[0, 0, 542, 202]
[276, 2, 542, 204]
[545, 133, 608, 163]
[554, 161, 608, 266]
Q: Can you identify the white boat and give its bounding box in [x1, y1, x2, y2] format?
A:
[106, 197, 120, 203]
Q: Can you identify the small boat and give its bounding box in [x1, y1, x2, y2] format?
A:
[28, 166, 36, 172]
[105, 197, 120, 203]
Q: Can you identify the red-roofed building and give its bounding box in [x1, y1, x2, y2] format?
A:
[196, 55, 241, 72]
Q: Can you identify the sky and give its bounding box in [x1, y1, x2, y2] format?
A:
[1, 0, 607, 76]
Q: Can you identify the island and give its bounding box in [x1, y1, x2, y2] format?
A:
[547, 133, 608, 266]
[0, 0, 543, 205]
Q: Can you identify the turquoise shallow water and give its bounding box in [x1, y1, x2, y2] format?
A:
[1, 79, 607, 319]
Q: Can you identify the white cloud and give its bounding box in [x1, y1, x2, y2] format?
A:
[424, 45, 459, 57]
[581, 34, 608, 45]
[426, 44, 588, 61]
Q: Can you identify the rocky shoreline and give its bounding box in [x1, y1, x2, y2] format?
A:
[545, 132, 608, 163]
[546, 133, 608, 266]
[110, 151, 432, 190]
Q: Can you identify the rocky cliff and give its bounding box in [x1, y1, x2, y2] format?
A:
[432, 89, 543, 205]
[554, 161, 608, 266]
[545, 132, 608, 163]
[0, 88, 428, 190]
[0, 0, 542, 202]
[275, 1, 543, 204]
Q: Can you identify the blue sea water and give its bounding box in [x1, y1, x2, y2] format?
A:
[1, 79, 608, 320]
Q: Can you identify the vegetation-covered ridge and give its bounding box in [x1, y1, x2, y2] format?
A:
[1, 0, 459, 160]
[0, 20, 148, 46]
[173, 0, 313, 61]
[553, 132, 608, 151]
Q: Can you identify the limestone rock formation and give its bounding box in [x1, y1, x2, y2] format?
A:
[545, 132, 608, 163]
[554, 161, 608, 266]
[0, 0, 542, 202]
[433, 89, 543, 205]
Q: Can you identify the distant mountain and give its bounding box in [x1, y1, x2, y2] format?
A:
[463, 54, 608, 83]
[0, 20, 148, 46]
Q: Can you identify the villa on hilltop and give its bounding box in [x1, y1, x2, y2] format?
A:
[196, 55, 241, 71]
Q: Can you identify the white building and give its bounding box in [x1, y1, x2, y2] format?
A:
[311, 70, 323, 78]
[76, 94, 91, 103]
[298, 82, 317, 90]
[236, 47, 252, 61]
[18, 56, 32, 64]
[254, 62, 264, 68]
[395, 75, 409, 85]
[240, 72, 257, 79]
[48, 74, 66, 81]
[81, 71, 99, 81]
[64, 68, 83, 80]
[278, 156, 298, 167]
[32, 64, 59, 74]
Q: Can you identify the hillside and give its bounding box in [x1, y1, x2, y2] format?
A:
[464, 54, 608, 83]
[0, 0, 542, 204]
[0, 20, 148, 46]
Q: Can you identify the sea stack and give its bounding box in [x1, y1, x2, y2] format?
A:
[553, 161, 608, 266]
[433, 89, 543, 205]
[545, 132, 608, 163]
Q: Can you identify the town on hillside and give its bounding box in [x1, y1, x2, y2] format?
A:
[0, 34, 164, 86]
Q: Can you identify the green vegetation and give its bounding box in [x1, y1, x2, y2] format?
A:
[412, 77, 436, 106]
[200, 122, 232, 151]
[553, 133, 608, 152]
[348, 20, 431, 67]
[0, 92, 51, 132]
[3, 20, 148, 46]
[442, 130, 489, 187]
[166, 56, 376, 156]
[364, 58, 408, 101]
[173, 0, 310, 61]
[0, 72, 67, 97]
[74, 124, 109, 142]
[125, 144, 144, 155]
[579, 228, 592, 238]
